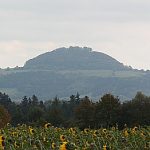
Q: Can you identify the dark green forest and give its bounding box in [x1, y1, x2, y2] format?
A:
[0, 91, 149, 129]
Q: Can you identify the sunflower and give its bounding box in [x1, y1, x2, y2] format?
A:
[103, 145, 108, 150]
[69, 128, 76, 134]
[93, 130, 99, 137]
[0, 136, 4, 141]
[6, 123, 10, 127]
[59, 142, 67, 150]
[102, 129, 107, 134]
[84, 128, 89, 134]
[0, 141, 5, 149]
[111, 127, 116, 131]
[29, 128, 35, 135]
[133, 126, 138, 130]
[44, 123, 51, 129]
[132, 126, 138, 134]
[11, 132, 17, 137]
[52, 142, 57, 149]
[14, 141, 20, 148]
[140, 131, 146, 138]
[0, 135, 5, 150]
[124, 130, 129, 137]
[60, 135, 66, 142]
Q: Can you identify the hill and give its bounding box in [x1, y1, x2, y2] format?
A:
[0, 46, 149, 101]
[24, 46, 129, 71]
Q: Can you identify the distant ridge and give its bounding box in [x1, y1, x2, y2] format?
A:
[24, 46, 129, 71]
[0, 46, 150, 101]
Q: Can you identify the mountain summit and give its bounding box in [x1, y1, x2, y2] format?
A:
[24, 46, 128, 71]
[0, 46, 149, 101]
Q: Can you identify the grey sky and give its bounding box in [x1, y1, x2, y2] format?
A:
[0, 0, 150, 69]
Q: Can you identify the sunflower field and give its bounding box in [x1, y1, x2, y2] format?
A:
[0, 123, 149, 150]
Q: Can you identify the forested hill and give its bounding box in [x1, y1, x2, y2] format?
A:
[24, 46, 130, 71]
[0, 46, 150, 101]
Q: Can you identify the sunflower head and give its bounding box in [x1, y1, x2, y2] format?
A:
[14, 141, 20, 148]
[44, 123, 51, 129]
[0, 135, 5, 149]
[69, 128, 76, 134]
[59, 142, 67, 150]
[124, 130, 129, 137]
[0, 136, 5, 149]
[84, 128, 89, 134]
[11, 132, 18, 137]
[0, 136, 4, 141]
[29, 128, 35, 135]
[132, 126, 138, 134]
[111, 127, 116, 131]
[102, 129, 107, 134]
[103, 144, 109, 150]
[6, 123, 10, 127]
[60, 135, 66, 142]
[52, 142, 56, 149]
[133, 126, 138, 131]
[93, 130, 98, 137]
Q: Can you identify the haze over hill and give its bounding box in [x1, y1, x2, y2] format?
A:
[0, 46, 150, 101]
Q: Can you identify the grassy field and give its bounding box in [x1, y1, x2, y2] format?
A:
[0, 69, 145, 78]
[0, 124, 149, 150]
[58, 70, 145, 78]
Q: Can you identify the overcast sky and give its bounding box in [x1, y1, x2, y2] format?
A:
[0, 0, 150, 69]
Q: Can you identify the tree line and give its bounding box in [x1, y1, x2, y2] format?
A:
[0, 91, 150, 129]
